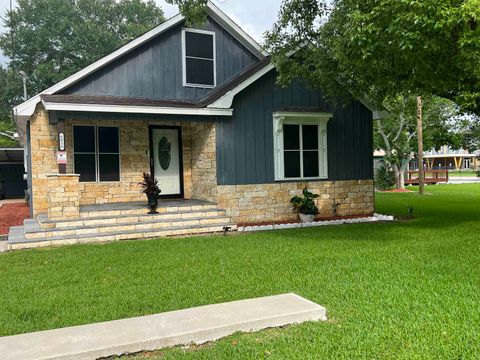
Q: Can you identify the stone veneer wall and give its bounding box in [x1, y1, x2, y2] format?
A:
[63, 119, 195, 205]
[29, 104, 218, 216]
[217, 180, 374, 224]
[190, 123, 217, 202]
[30, 106, 63, 215]
[46, 174, 80, 220]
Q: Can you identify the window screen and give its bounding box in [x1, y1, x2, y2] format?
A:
[73, 126, 120, 182]
[98, 127, 120, 182]
[183, 30, 215, 87]
[74, 126, 96, 182]
[283, 124, 320, 179]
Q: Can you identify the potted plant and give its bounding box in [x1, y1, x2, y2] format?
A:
[139, 172, 161, 214]
[290, 187, 319, 223]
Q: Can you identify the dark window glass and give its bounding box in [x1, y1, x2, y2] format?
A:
[284, 151, 301, 178]
[302, 125, 318, 150]
[283, 125, 300, 150]
[99, 154, 120, 182]
[303, 151, 319, 177]
[98, 127, 119, 153]
[185, 58, 214, 86]
[185, 31, 214, 59]
[73, 126, 95, 152]
[74, 154, 96, 182]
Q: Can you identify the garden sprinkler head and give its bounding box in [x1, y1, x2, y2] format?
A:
[407, 206, 414, 218]
[223, 226, 232, 235]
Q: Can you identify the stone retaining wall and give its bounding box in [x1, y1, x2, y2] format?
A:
[217, 180, 374, 224]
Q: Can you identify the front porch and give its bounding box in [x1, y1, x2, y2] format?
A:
[29, 106, 219, 220]
[8, 198, 236, 251]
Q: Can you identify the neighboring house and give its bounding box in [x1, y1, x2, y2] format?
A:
[11, 2, 375, 247]
[0, 148, 27, 199]
[409, 146, 479, 171]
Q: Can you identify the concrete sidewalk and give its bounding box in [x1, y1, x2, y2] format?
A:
[0, 293, 327, 360]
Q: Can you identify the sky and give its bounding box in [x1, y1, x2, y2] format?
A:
[0, 0, 282, 65]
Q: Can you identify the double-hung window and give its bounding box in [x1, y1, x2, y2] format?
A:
[182, 28, 216, 88]
[73, 125, 120, 182]
[273, 112, 331, 180]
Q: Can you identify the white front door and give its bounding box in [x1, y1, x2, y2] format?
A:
[151, 127, 182, 196]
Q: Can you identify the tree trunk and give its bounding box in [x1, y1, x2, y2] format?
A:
[392, 164, 405, 190]
[417, 96, 425, 195]
[392, 165, 400, 188]
[398, 170, 405, 190]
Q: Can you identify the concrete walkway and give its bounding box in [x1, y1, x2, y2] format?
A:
[0, 293, 326, 360]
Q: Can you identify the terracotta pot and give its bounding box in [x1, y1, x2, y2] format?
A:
[299, 213, 315, 223]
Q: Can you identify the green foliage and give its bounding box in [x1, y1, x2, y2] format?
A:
[290, 187, 319, 214]
[165, 0, 208, 25]
[374, 163, 396, 191]
[375, 96, 465, 156]
[0, 0, 165, 119]
[265, 0, 480, 115]
[138, 172, 161, 197]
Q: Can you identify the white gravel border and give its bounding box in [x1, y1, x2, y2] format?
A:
[238, 213, 394, 232]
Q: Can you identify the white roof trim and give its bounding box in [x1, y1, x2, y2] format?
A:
[41, 100, 233, 117]
[14, 1, 265, 118]
[208, 63, 275, 109]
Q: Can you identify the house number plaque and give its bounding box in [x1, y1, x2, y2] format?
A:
[59, 133, 65, 151]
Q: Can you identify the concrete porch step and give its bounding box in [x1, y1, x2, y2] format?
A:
[38, 208, 227, 229]
[79, 200, 218, 219]
[25, 215, 233, 240]
[8, 222, 237, 250]
[0, 293, 327, 360]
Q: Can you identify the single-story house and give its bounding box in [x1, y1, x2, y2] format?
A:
[11, 2, 375, 248]
[409, 146, 479, 171]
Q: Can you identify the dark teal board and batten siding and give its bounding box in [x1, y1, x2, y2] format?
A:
[216, 70, 373, 185]
[61, 18, 259, 101]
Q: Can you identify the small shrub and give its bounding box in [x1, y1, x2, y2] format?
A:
[290, 187, 319, 215]
[375, 163, 396, 191]
[476, 170, 480, 178]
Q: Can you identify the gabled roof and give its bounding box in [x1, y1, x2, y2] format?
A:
[13, 1, 267, 119]
[39, 57, 273, 117]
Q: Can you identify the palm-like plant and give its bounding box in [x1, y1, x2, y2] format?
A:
[139, 172, 161, 197]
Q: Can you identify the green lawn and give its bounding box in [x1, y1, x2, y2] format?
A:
[1, 184, 479, 359]
[449, 170, 478, 177]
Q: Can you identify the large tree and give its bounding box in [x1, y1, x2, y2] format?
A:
[376, 96, 464, 189]
[263, 0, 480, 114]
[0, 0, 165, 116]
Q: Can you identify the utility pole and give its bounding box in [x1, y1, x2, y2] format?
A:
[417, 96, 425, 195]
[19, 70, 27, 100]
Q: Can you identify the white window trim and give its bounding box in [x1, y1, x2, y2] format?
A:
[73, 125, 121, 183]
[273, 112, 332, 181]
[182, 28, 217, 89]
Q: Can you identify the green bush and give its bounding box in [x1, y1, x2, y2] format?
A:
[375, 163, 396, 190]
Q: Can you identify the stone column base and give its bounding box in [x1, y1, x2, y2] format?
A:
[46, 174, 81, 220]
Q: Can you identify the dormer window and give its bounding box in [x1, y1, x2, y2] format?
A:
[182, 28, 216, 88]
